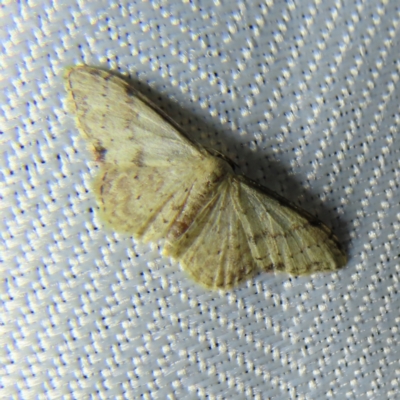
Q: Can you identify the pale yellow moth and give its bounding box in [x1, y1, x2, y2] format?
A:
[65, 65, 347, 289]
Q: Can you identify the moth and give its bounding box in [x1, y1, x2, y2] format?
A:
[65, 65, 346, 289]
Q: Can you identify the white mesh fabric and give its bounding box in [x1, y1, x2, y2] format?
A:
[1, 0, 400, 399]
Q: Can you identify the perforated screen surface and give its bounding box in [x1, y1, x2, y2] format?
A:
[1, 1, 400, 399]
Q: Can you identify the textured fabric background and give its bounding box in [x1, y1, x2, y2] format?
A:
[1, 1, 400, 399]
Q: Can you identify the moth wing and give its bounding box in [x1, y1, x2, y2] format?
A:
[231, 176, 347, 275]
[65, 66, 219, 242]
[164, 179, 258, 289]
[93, 163, 197, 241]
[65, 65, 203, 165]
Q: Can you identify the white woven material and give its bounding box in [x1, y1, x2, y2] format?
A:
[1, 1, 400, 398]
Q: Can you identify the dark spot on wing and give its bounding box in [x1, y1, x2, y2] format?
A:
[94, 144, 107, 161]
